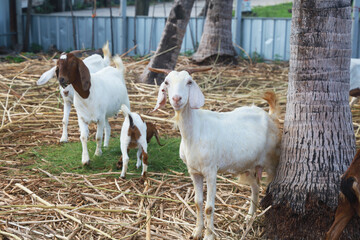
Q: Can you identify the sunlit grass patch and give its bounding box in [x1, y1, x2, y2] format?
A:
[22, 136, 186, 177]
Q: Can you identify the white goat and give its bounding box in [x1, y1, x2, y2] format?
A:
[56, 53, 130, 165]
[350, 58, 360, 107]
[37, 42, 111, 142]
[118, 104, 164, 179]
[150, 67, 281, 240]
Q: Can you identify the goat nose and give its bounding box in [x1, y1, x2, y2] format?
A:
[172, 95, 182, 103]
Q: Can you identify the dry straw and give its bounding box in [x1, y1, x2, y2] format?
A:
[0, 54, 359, 239]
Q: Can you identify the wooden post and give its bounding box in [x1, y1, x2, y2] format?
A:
[235, 0, 243, 55]
[109, 0, 114, 55]
[24, 0, 32, 51]
[16, 0, 23, 50]
[352, 0, 360, 58]
[121, 0, 127, 54]
[68, 0, 77, 50]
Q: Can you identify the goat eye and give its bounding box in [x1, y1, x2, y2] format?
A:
[187, 80, 192, 85]
[164, 81, 169, 85]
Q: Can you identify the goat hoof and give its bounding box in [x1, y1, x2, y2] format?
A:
[190, 229, 202, 240]
[82, 160, 90, 166]
[245, 214, 253, 223]
[94, 149, 102, 156]
[120, 175, 126, 179]
[203, 235, 215, 240]
[60, 137, 68, 143]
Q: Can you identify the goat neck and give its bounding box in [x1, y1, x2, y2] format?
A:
[175, 104, 197, 140]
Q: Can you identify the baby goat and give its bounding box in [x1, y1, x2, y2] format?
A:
[150, 67, 281, 240]
[56, 53, 130, 165]
[117, 104, 163, 179]
[37, 42, 111, 142]
[326, 149, 360, 240]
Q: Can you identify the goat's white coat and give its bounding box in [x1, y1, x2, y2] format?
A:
[154, 70, 280, 240]
[119, 104, 148, 178]
[350, 58, 360, 107]
[37, 48, 111, 142]
[73, 56, 130, 165]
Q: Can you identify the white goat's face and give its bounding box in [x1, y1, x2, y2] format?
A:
[165, 71, 193, 110]
[153, 70, 205, 112]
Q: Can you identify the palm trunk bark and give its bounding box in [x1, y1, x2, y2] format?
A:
[140, 0, 195, 84]
[192, 0, 236, 63]
[262, 0, 359, 238]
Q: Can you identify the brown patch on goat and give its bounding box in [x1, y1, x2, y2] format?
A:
[146, 122, 164, 146]
[205, 206, 213, 215]
[127, 125, 141, 149]
[142, 150, 148, 165]
[116, 156, 123, 170]
[57, 53, 91, 99]
[326, 149, 360, 239]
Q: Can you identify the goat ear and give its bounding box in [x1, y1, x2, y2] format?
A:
[37, 66, 56, 85]
[78, 59, 91, 91]
[189, 81, 204, 109]
[152, 81, 167, 112]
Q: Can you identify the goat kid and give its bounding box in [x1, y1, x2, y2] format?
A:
[326, 149, 360, 240]
[117, 104, 163, 179]
[37, 42, 111, 142]
[150, 67, 281, 240]
[56, 53, 130, 165]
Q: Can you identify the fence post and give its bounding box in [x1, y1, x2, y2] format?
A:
[16, 0, 23, 50]
[121, 0, 127, 54]
[235, 0, 243, 54]
[352, 0, 360, 58]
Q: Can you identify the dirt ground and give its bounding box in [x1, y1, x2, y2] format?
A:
[0, 55, 359, 239]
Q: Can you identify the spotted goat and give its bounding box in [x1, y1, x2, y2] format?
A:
[117, 104, 164, 179]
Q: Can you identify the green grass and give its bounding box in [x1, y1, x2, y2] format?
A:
[242, 2, 292, 18]
[21, 136, 187, 177]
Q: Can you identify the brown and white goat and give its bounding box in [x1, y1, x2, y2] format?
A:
[56, 54, 130, 165]
[117, 104, 164, 178]
[326, 149, 360, 240]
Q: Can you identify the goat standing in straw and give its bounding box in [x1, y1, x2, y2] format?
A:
[150, 67, 281, 240]
[56, 53, 130, 165]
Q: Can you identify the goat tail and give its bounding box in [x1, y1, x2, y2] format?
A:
[154, 128, 165, 146]
[263, 91, 280, 118]
[113, 55, 125, 76]
[121, 104, 130, 118]
[102, 41, 111, 66]
[121, 104, 134, 128]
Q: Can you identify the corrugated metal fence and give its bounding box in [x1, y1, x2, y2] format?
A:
[23, 14, 292, 60]
[0, 1, 12, 47]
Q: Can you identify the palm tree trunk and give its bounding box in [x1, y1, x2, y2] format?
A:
[262, 0, 359, 238]
[192, 0, 236, 63]
[140, 0, 195, 84]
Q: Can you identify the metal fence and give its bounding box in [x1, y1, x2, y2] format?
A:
[0, 0, 12, 47]
[22, 14, 292, 60]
